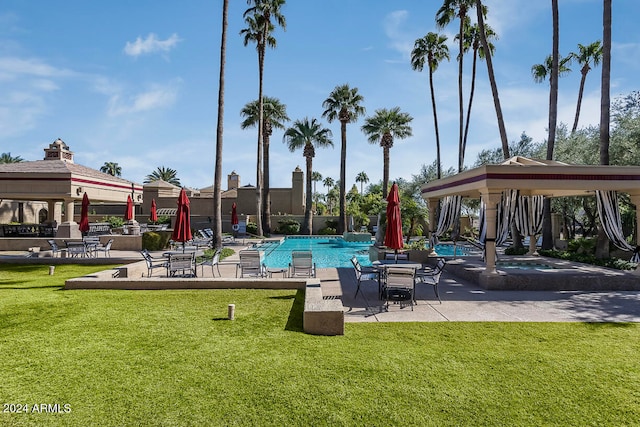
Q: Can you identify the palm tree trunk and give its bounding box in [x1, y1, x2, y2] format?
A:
[338, 120, 347, 234]
[572, 68, 588, 133]
[462, 50, 478, 161]
[262, 127, 271, 235]
[212, 0, 228, 250]
[254, 36, 266, 237]
[303, 155, 313, 235]
[429, 69, 442, 179]
[475, 0, 509, 159]
[457, 15, 465, 173]
[382, 146, 390, 199]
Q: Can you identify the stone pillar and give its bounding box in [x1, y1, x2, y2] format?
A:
[480, 191, 502, 275]
[56, 198, 80, 238]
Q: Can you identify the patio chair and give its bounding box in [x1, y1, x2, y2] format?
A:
[351, 256, 381, 299]
[289, 251, 316, 278]
[236, 250, 266, 278]
[65, 240, 88, 258]
[384, 252, 408, 262]
[383, 266, 416, 311]
[414, 258, 446, 304]
[199, 248, 222, 277]
[141, 250, 168, 277]
[94, 238, 114, 257]
[168, 252, 197, 277]
[47, 240, 64, 257]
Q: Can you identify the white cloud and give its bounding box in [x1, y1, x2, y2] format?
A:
[123, 33, 182, 58]
[0, 56, 76, 79]
[107, 81, 180, 116]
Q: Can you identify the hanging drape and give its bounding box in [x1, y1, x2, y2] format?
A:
[479, 190, 518, 247]
[429, 195, 462, 247]
[514, 194, 544, 237]
[595, 190, 640, 263]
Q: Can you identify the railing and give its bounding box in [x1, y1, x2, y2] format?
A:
[86, 223, 112, 236]
[1, 224, 55, 237]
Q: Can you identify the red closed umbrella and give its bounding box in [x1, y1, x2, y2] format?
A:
[79, 192, 90, 234]
[172, 188, 192, 250]
[231, 202, 239, 236]
[150, 199, 158, 222]
[384, 183, 404, 260]
[124, 195, 134, 221]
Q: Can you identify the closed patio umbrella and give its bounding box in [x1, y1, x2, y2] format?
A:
[231, 202, 238, 235]
[172, 188, 192, 251]
[79, 192, 90, 235]
[125, 195, 134, 221]
[150, 198, 158, 222]
[384, 183, 404, 261]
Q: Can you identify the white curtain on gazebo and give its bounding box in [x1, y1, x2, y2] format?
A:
[514, 194, 544, 237]
[479, 189, 518, 247]
[429, 195, 462, 247]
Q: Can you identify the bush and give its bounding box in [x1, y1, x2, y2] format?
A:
[154, 215, 171, 225]
[277, 219, 300, 235]
[317, 227, 337, 235]
[142, 231, 171, 251]
[246, 222, 258, 236]
[102, 216, 125, 228]
[505, 246, 529, 255]
[538, 248, 638, 271]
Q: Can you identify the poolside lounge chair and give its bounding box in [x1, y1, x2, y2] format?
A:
[236, 250, 266, 278]
[351, 256, 381, 299]
[414, 258, 446, 304]
[289, 251, 316, 278]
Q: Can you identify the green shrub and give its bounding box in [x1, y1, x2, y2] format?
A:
[317, 227, 337, 235]
[505, 246, 529, 255]
[246, 222, 258, 235]
[277, 219, 300, 235]
[154, 215, 171, 225]
[102, 216, 125, 228]
[142, 231, 171, 251]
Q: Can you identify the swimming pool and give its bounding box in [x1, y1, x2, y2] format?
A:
[431, 243, 480, 257]
[256, 236, 373, 268]
[496, 261, 556, 270]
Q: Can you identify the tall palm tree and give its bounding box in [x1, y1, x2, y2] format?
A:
[144, 166, 181, 186]
[282, 118, 333, 234]
[457, 21, 496, 163]
[213, 0, 229, 250]
[240, 96, 289, 234]
[322, 176, 335, 214]
[361, 107, 413, 198]
[600, 0, 611, 166]
[0, 152, 24, 163]
[355, 171, 369, 194]
[321, 84, 366, 234]
[241, 0, 286, 237]
[100, 162, 122, 176]
[475, 0, 510, 159]
[570, 41, 602, 133]
[311, 171, 322, 213]
[411, 32, 450, 179]
[436, 0, 476, 172]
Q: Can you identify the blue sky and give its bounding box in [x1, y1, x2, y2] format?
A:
[1, 1, 639, 192]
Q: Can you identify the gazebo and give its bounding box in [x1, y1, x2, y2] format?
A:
[421, 156, 640, 276]
[0, 139, 143, 238]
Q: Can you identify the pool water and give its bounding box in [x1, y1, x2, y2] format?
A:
[496, 262, 556, 270]
[431, 243, 479, 257]
[256, 236, 373, 268]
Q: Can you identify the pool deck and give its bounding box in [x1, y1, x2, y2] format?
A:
[3, 242, 640, 323]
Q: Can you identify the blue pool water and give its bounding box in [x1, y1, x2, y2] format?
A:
[256, 236, 373, 268]
[431, 243, 479, 257]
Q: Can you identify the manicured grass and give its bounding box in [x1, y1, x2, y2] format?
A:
[1, 264, 639, 426]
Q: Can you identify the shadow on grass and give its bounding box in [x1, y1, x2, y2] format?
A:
[285, 289, 304, 332]
[0, 285, 64, 290]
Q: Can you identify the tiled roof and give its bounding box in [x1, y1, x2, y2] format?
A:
[0, 160, 140, 186]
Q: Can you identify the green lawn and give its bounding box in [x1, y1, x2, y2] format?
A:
[1, 264, 639, 426]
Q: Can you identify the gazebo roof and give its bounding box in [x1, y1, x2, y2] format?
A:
[422, 156, 640, 199]
[421, 157, 640, 200]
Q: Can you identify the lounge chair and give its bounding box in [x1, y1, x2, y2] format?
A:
[236, 250, 266, 278]
[289, 251, 316, 278]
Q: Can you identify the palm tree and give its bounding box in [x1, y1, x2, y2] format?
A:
[475, 0, 510, 159]
[355, 171, 369, 194]
[213, 0, 229, 250]
[311, 171, 322, 213]
[570, 41, 602, 133]
[457, 21, 496, 164]
[436, 0, 477, 172]
[600, 0, 611, 166]
[0, 152, 24, 163]
[100, 162, 122, 176]
[411, 32, 450, 179]
[322, 84, 366, 234]
[144, 166, 181, 186]
[240, 96, 289, 234]
[282, 118, 333, 234]
[361, 107, 413, 198]
[241, 0, 286, 237]
[323, 176, 335, 197]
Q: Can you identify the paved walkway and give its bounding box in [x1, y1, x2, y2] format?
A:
[4, 246, 640, 323]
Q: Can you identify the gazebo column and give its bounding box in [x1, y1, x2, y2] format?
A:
[480, 191, 502, 275]
[427, 198, 439, 247]
[47, 200, 63, 225]
[55, 198, 81, 239]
